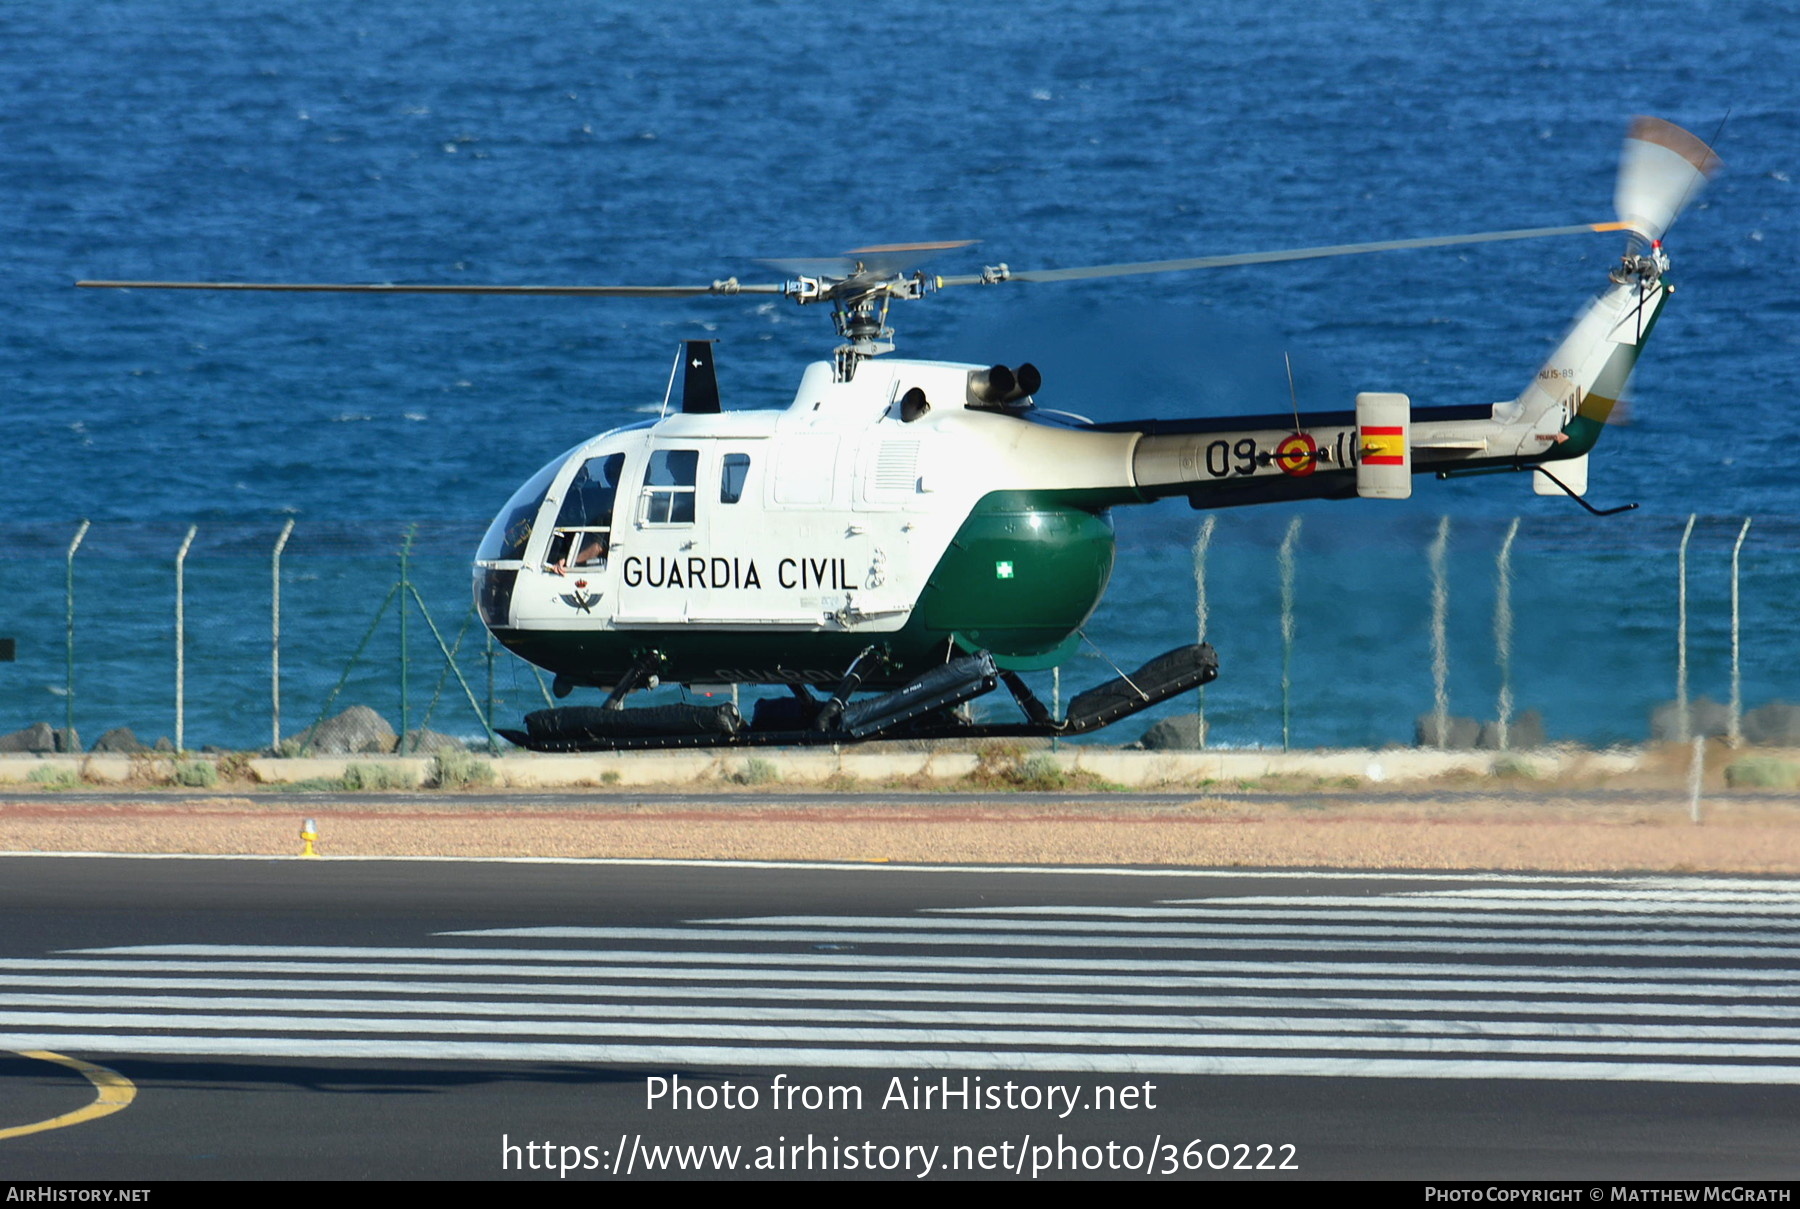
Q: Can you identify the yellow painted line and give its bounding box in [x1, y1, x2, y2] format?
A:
[0, 1050, 137, 1140]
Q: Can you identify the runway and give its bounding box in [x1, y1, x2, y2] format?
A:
[3, 856, 1798, 1179]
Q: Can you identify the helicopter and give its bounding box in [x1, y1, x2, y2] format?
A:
[80, 116, 1720, 751]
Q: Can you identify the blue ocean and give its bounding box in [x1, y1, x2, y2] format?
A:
[3, 0, 1797, 752]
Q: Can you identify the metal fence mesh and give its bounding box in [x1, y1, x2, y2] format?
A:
[0, 513, 1791, 753]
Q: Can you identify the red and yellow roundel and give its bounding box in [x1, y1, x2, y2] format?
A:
[1275, 432, 1317, 477]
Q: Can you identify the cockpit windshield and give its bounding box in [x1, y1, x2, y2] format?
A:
[475, 444, 582, 563]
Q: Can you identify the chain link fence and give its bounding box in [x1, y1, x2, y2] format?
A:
[1, 511, 1793, 753]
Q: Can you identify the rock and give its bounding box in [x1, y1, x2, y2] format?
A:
[92, 727, 149, 754]
[1649, 697, 1731, 742]
[153, 736, 175, 752]
[0, 722, 56, 753]
[1415, 713, 1481, 749]
[401, 728, 466, 754]
[1743, 702, 1800, 747]
[1137, 714, 1207, 750]
[1478, 710, 1546, 750]
[51, 727, 80, 754]
[291, 705, 397, 754]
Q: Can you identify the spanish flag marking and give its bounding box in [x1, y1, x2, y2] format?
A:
[1361, 425, 1406, 466]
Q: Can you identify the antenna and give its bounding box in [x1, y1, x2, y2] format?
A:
[657, 343, 682, 419]
[1285, 351, 1301, 434]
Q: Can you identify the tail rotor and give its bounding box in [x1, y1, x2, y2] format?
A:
[1614, 115, 1723, 249]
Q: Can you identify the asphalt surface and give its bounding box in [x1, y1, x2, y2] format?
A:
[2, 856, 1798, 1181]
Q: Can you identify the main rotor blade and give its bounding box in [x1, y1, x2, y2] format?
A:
[935, 222, 1631, 287]
[74, 279, 786, 297]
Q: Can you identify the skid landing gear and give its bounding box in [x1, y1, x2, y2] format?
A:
[500, 643, 1218, 752]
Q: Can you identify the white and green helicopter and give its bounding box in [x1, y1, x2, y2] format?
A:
[82, 116, 1719, 750]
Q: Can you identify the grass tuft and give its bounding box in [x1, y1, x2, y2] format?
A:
[26, 765, 79, 790]
[429, 749, 496, 789]
[341, 762, 418, 791]
[172, 759, 218, 788]
[1724, 757, 1800, 789]
[731, 757, 781, 786]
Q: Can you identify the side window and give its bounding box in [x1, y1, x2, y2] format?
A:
[642, 449, 698, 524]
[720, 453, 751, 504]
[546, 452, 625, 571]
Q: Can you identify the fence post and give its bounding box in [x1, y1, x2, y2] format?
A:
[64, 520, 89, 747]
[272, 518, 295, 752]
[1194, 514, 1216, 747]
[485, 631, 497, 755]
[174, 525, 197, 752]
[1688, 734, 1705, 825]
[398, 525, 415, 750]
[1494, 518, 1520, 750]
[1676, 513, 1696, 742]
[1279, 516, 1300, 751]
[1429, 516, 1450, 749]
[1729, 518, 1751, 747]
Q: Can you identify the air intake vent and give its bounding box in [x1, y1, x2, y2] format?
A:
[874, 439, 921, 492]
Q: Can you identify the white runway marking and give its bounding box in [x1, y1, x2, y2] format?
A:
[5, 873, 1797, 1083]
[7, 971, 1800, 1005]
[431, 925, 1800, 960]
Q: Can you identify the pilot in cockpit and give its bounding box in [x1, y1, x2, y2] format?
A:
[547, 452, 624, 576]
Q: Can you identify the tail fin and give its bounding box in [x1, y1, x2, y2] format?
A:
[1509, 267, 1668, 459]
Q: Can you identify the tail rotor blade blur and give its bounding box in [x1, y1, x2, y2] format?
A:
[1614, 116, 1723, 244]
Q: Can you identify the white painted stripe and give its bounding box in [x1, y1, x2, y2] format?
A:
[1152, 895, 1800, 915]
[1357, 888, 1800, 903]
[935, 904, 1800, 924]
[7, 972, 1798, 1007]
[7, 993, 1800, 1039]
[1174, 879, 1800, 900]
[1608, 878, 1800, 892]
[3, 1033, 1798, 1082]
[7, 1012, 1800, 1061]
[7, 971, 1792, 1007]
[691, 914, 1793, 945]
[420, 926, 1800, 959]
[29, 954, 1800, 986]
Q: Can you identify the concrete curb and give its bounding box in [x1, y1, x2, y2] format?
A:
[0, 746, 1648, 789]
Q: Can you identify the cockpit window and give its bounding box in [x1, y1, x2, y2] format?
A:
[476, 446, 578, 562]
[546, 452, 626, 573]
[642, 449, 698, 524]
[555, 454, 625, 528]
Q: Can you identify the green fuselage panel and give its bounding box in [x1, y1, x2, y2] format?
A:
[916, 492, 1117, 670]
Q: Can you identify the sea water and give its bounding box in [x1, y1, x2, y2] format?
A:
[3, 0, 1797, 750]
